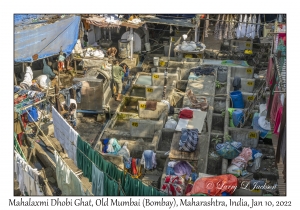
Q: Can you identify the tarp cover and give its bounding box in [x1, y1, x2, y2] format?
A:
[14, 15, 80, 62]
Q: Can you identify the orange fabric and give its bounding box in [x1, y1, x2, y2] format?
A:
[58, 61, 64, 71]
[187, 174, 238, 196]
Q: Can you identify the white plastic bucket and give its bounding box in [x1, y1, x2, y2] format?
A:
[153, 57, 159, 67]
[145, 42, 151, 51]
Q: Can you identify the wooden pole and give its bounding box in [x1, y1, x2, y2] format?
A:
[55, 84, 61, 114]
[14, 73, 18, 85]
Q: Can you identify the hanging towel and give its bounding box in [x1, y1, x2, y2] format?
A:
[236, 15, 243, 39]
[92, 163, 104, 196]
[251, 15, 256, 39]
[232, 77, 241, 91]
[274, 106, 283, 134]
[55, 151, 85, 195]
[218, 14, 225, 40]
[145, 101, 157, 111]
[214, 15, 220, 39]
[240, 14, 247, 38]
[246, 14, 252, 38]
[13, 156, 43, 196]
[223, 15, 229, 39]
[52, 106, 78, 166]
[256, 15, 261, 38]
[228, 15, 234, 40]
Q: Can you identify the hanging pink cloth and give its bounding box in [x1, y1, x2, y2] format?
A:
[278, 33, 286, 46]
[274, 106, 283, 134]
[270, 87, 280, 125]
[266, 58, 274, 87]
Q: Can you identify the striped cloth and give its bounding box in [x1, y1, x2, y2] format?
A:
[179, 128, 199, 152]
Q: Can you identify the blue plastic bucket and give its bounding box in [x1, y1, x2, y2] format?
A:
[28, 106, 38, 122]
[230, 91, 244, 108]
[232, 109, 244, 127]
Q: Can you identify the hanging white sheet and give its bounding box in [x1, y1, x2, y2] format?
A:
[246, 14, 252, 38]
[54, 151, 85, 196]
[236, 15, 243, 39]
[240, 14, 247, 38]
[52, 106, 78, 166]
[14, 151, 44, 196]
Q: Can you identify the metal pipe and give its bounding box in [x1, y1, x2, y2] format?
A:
[194, 24, 198, 42]
[109, 28, 111, 40]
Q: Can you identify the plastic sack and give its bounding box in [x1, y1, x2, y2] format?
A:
[186, 174, 238, 196]
[216, 141, 242, 159]
[227, 164, 242, 177]
[165, 119, 177, 129]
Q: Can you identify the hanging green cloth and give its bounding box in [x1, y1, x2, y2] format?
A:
[103, 174, 119, 196]
[92, 149, 126, 190]
[76, 135, 165, 196]
[14, 133, 26, 161]
[76, 136, 93, 181]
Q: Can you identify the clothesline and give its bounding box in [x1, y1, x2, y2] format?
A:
[199, 16, 284, 26]
[24, 108, 94, 195]
[27, 106, 163, 195]
[48, 106, 167, 194]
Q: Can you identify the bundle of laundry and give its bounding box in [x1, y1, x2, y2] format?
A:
[166, 161, 177, 175]
[140, 150, 157, 170]
[216, 141, 242, 159]
[231, 147, 252, 168]
[179, 128, 199, 152]
[227, 147, 253, 177]
[165, 118, 177, 129]
[179, 109, 193, 119]
[103, 138, 121, 155]
[173, 160, 193, 180]
[35, 75, 51, 89]
[161, 175, 185, 196]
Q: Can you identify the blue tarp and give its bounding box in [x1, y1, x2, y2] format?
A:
[14, 14, 45, 26]
[14, 15, 80, 62]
